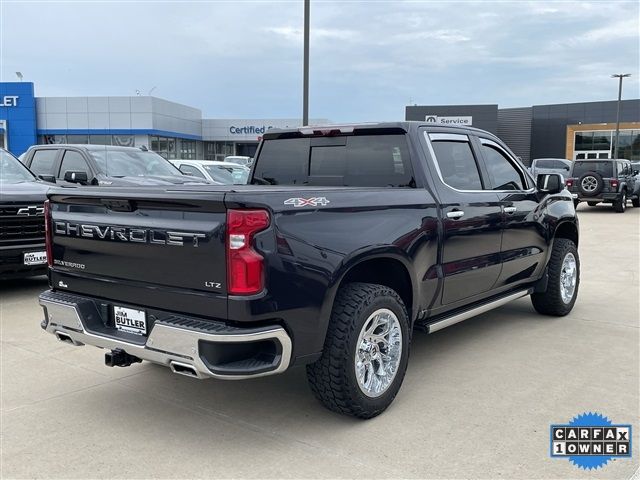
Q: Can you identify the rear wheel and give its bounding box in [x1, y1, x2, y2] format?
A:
[531, 239, 579, 316]
[306, 282, 410, 419]
[632, 197, 639, 208]
[613, 190, 627, 213]
[573, 199, 579, 209]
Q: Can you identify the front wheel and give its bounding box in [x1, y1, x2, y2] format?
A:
[613, 191, 627, 213]
[531, 239, 580, 316]
[306, 282, 410, 419]
[632, 197, 639, 208]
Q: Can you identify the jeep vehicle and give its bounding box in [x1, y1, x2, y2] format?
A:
[566, 158, 639, 212]
[21, 144, 210, 186]
[39, 123, 579, 418]
[0, 148, 51, 279]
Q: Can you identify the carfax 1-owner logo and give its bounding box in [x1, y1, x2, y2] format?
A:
[550, 412, 632, 470]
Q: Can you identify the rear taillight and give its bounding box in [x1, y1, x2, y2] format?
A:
[610, 179, 619, 190]
[44, 200, 53, 267]
[565, 179, 574, 187]
[226, 209, 270, 295]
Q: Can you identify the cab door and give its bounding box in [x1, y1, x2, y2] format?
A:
[421, 131, 503, 307]
[475, 137, 547, 288]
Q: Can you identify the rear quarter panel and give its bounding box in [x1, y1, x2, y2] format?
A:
[225, 187, 439, 361]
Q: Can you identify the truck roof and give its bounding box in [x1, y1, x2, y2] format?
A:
[263, 121, 498, 140]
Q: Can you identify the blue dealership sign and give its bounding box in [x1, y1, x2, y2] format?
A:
[0, 82, 37, 155]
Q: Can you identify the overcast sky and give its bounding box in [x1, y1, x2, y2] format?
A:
[1, 1, 638, 122]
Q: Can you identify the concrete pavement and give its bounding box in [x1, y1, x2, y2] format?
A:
[1, 205, 638, 479]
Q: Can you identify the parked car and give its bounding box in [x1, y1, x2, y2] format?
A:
[566, 158, 639, 212]
[171, 160, 249, 185]
[528, 158, 571, 179]
[21, 144, 210, 186]
[223, 155, 253, 167]
[0, 148, 51, 279]
[39, 122, 579, 418]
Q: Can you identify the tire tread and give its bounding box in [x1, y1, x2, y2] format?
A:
[306, 282, 408, 419]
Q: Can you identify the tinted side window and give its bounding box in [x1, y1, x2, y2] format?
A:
[481, 145, 526, 190]
[59, 151, 89, 178]
[310, 135, 413, 187]
[253, 138, 310, 185]
[29, 149, 58, 175]
[430, 140, 483, 190]
[179, 164, 206, 179]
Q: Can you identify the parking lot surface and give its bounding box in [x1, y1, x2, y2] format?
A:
[1, 206, 638, 479]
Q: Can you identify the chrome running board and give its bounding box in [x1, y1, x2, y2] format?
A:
[427, 289, 531, 333]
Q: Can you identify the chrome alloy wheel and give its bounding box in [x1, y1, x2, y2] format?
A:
[355, 308, 402, 398]
[581, 175, 598, 192]
[560, 253, 577, 304]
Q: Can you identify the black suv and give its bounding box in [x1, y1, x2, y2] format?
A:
[21, 144, 208, 186]
[566, 159, 639, 212]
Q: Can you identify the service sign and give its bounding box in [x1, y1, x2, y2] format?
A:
[424, 115, 472, 126]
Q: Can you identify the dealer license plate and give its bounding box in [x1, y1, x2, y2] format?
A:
[113, 306, 147, 335]
[24, 251, 47, 266]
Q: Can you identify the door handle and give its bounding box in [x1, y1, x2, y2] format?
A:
[503, 206, 517, 214]
[446, 210, 465, 219]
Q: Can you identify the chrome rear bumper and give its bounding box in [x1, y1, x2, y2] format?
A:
[39, 290, 292, 380]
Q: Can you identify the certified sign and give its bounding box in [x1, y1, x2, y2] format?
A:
[425, 115, 472, 126]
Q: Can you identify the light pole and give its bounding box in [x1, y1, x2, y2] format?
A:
[303, 0, 310, 126]
[611, 73, 630, 159]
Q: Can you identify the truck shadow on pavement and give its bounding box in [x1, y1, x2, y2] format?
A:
[91, 298, 547, 430]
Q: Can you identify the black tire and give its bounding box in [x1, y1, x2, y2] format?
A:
[587, 202, 599, 207]
[306, 282, 410, 419]
[577, 172, 604, 197]
[613, 190, 627, 213]
[531, 239, 579, 316]
[632, 197, 640, 208]
[573, 199, 579, 209]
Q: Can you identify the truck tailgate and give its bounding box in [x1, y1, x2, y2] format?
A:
[48, 188, 228, 318]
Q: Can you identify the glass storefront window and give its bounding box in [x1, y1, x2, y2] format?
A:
[113, 135, 134, 147]
[41, 135, 66, 144]
[180, 140, 196, 159]
[150, 135, 177, 159]
[89, 135, 111, 145]
[592, 130, 611, 151]
[575, 132, 593, 151]
[204, 141, 234, 161]
[67, 134, 89, 144]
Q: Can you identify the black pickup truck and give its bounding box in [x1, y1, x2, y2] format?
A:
[39, 123, 579, 418]
[0, 148, 50, 279]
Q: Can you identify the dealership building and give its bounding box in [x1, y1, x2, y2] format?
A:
[406, 100, 640, 164]
[0, 82, 326, 160]
[2, 81, 638, 165]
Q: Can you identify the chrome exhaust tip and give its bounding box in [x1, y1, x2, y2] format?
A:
[54, 331, 84, 346]
[169, 361, 200, 378]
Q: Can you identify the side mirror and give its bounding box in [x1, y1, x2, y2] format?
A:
[537, 173, 564, 194]
[38, 174, 56, 183]
[64, 170, 89, 184]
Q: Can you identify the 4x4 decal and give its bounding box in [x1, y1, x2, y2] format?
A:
[284, 197, 331, 208]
